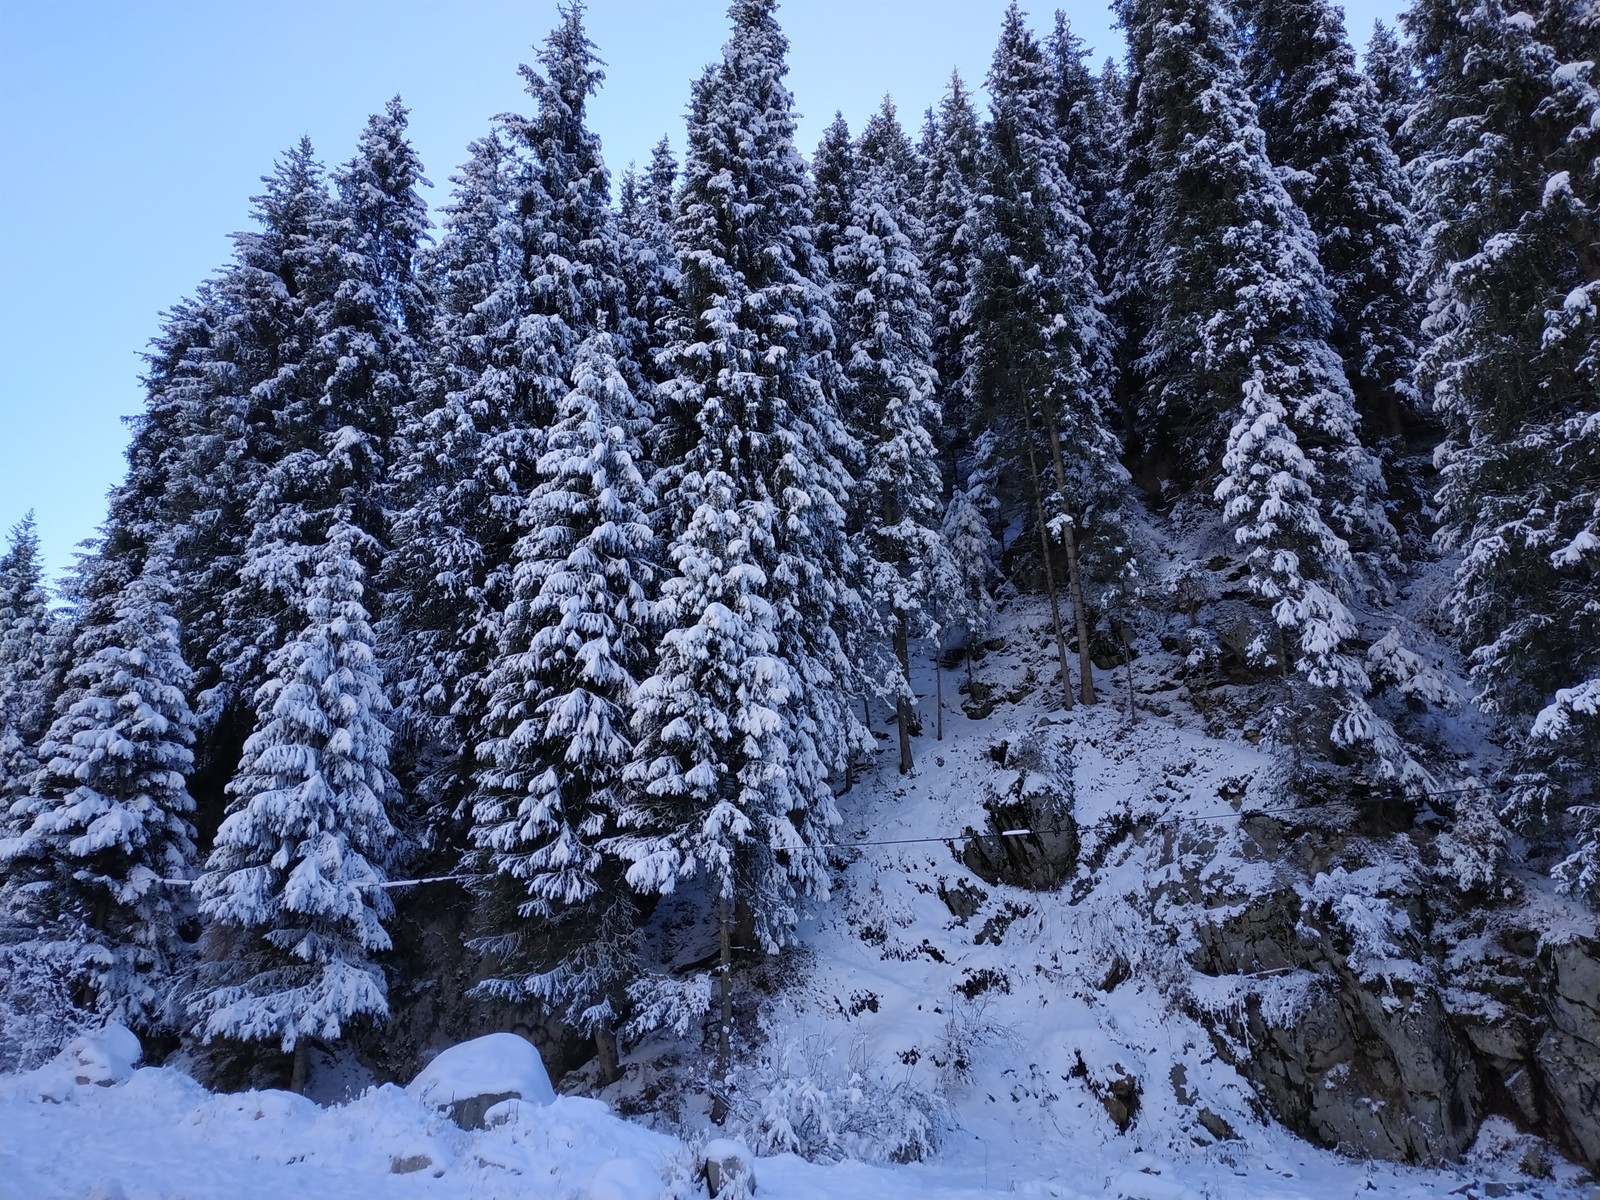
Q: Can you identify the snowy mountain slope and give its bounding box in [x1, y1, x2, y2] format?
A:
[1, 597, 1595, 1199]
[585, 591, 1599, 1196]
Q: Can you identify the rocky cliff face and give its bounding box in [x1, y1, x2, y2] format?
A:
[1179, 814, 1600, 1168]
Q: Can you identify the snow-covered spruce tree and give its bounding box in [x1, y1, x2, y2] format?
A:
[940, 475, 1000, 671]
[1115, 0, 1416, 784]
[812, 111, 857, 266]
[1241, 0, 1423, 446]
[1408, 0, 1599, 901]
[1045, 11, 1124, 270]
[1365, 20, 1419, 155]
[7, 564, 197, 1031]
[388, 3, 624, 819]
[919, 72, 984, 474]
[469, 331, 655, 1079]
[239, 102, 430, 647]
[965, 3, 1129, 707]
[1115, 0, 1394, 569]
[0, 514, 54, 816]
[617, 136, 680, 386]
[836, 97, 953, 773]
[189, 141, 335, 720]
[614, 0, 858, 1097]
[384, 127, 515, 768]
[1216, 371, 1423, 788]
[190, 525, 396, 1091]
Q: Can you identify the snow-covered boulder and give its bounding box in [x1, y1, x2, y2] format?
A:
[33, 1023, 144, 1100]
[700, 1138, 754, 1197]
[406, 1032, 555, 1129]
[589, 1155, 662, 1200]
[61, 1023, 142, 1087]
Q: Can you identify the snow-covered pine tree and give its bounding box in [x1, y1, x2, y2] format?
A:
[965, 3, 1129, 707]
[1045, 10, 1124, 270]
[1116, 0, 1415, 783]
[812, 112, 857, 266]
[385, 128, 515, 764]
[940, 479, 999, 670]
[1365, 20, 1419, 154]
[617, 137, 680, 387]
[837, 97, 952, 773]
[7, 564, 197, 1031]
[856, 96, 922, 215]
[189, 524, 397, 1090]
[1241, 0, 1423, 445]
[388, 3, 624, 821]
[615, 0, 859, 1092]
[239, 101, 430, 641]
[919, 73, 984, 475]
[469, 331, 655, 1075]
[0, 514, 54, 815]
[1408, 0, 1600, 902]
[193, 141, 335, 719]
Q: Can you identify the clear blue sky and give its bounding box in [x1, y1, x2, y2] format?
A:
[0, 0, 1403, 585]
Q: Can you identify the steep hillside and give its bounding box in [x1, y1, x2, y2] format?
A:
[586, 582, 1600, 1195]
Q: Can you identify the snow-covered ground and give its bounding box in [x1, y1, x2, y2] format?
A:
[3, 601, 1594, 1200]
[6, 1049, 1587, 1200]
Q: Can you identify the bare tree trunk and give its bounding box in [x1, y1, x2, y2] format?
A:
[1121, 626, 1137, 724]
[1038, 401, 1097, 705]
[1023, 415, 1075, 709]
[895, 613, 914, 774]
[594, 1026, 621, 1087]
[290, 1040, 310, 1096]
[934, 651, 944, 742]
[711, 894, 733, 1124]
[1279, 628, 1302, 784]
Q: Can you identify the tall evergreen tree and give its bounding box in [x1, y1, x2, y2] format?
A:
[1116, 0, 1412, 781]
[838, 98, 952, 773]
[920, 73, 984, 473]
[811, 112, 857, 265]
[0, 514, 53, 813]
[966, 3, 1128, 707]
[1365, 20, 1419, 154]
[614, 0, 859, 1091]
[192, 141, 335, 718]
[1408, 0, 1600, 901]
[7, 565, 197, 1031]
[1242, 0, 1423, 445]
[1045, 11, 1123, 268]
[389, 3, 623, 817]
[189, 525, 396, 1089]
[617, 137, 680, 386]
[241, 101, 430, 632]
[469, 331, 655, 1073]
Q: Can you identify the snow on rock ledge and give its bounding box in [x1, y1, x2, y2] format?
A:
[405, 1032, 555, 1129]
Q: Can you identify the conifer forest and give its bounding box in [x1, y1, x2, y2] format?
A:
[1, 0, 1598, 1195]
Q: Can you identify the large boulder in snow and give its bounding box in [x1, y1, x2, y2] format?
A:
[406, 1033, 555, 1129]
[959, 726, 1078, 892]
[699, 1138, 754, 1198]
[31, 1024, 144, 1103]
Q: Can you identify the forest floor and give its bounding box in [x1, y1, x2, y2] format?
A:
[3, 598, 1595, 1199]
